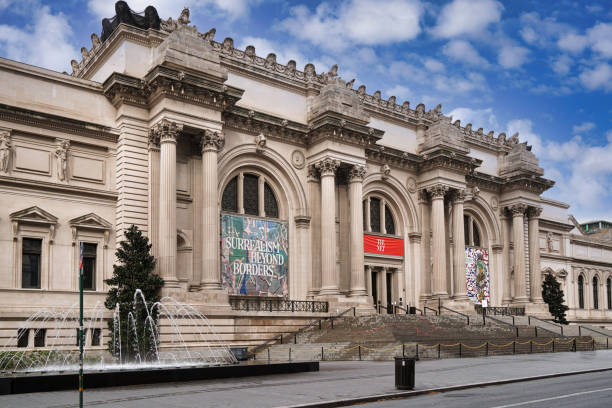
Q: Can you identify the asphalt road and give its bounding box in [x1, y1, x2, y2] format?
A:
[361, 370, 612, 408]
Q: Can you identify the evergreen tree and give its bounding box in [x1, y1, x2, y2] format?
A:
[541, 272, 569, 324]
[105, 225, 164, 362]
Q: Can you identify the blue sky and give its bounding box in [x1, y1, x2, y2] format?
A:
[0, 0, 611, 221]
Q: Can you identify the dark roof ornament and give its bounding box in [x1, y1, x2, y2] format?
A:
[101, 1, 161, 42]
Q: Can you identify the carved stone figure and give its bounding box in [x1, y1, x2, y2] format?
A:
[255, 133, 266, 152]
[304, 63, 315, 80]
[345, 78, 355, 89]
[0, 130, 11, 173]
[201, 28, 216, 42]
[178, 7, 190, 25]
[101, 1, 161, 42]
[546, 232, 554, 252]
[55, 139, 70, 181]
[380, 164, 391, 180]
[91, 33, 101, 50]
[245, 45, 255, 58]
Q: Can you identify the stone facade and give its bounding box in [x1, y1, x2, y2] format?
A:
[0, 5, 611, 347]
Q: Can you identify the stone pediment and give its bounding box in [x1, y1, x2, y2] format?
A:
[10, 206, 58, 225]
[69, 213, 112, 230]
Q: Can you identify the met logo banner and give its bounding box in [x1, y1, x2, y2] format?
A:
[221, 214, 289, 297]
[363, 234, 404, 256]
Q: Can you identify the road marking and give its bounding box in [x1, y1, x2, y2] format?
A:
[490, 386, 612, 408]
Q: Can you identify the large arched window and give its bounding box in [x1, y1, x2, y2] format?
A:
[463, 214, 482, 247]
[363, 195, 396, 235]
[221, 172, 279, 218]
[607, 278, 611, 310]
[578, 275, 584, 309]
[593, 276, 599, 309]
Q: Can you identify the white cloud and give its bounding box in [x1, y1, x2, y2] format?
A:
[573, 122, 596, 134]
[557, 33, 589, 54]
[518, 12, 569, 49]
[0, 5, 77, 72]
[447, 107, 499, 131]
[431, 0, 503, 39]
[588, 23, 612, 58]
[278, 0, 423, 52]
[507, 119, 612, 220]
[385, 85, 412, 100]
[432, 71, 488, 94]
[423, 58, 445, 72]
[239, 36, 308, 67]
[442, 40, 489, 66]
[551, 54, 572, 76]
[579, 63, 612, 92]
[87, 0, 256, 21]
[498, 45, 529, 69]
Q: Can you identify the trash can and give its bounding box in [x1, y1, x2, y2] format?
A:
[394, 356, 415, 390]
[409, 306, 417, 315]
[230, 346, 249, 361]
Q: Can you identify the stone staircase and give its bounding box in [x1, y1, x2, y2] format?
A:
[253, 313, 596, 361]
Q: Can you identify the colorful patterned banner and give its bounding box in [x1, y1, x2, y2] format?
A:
[221, 214, 289, 297]
[465, 247, 490, 305]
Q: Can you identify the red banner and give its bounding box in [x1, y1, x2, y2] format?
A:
[363, 234, 404, 256]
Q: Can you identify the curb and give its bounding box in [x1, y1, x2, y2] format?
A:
[281, 366, 612, 408]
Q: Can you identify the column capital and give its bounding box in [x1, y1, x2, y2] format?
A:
[426, 184, 449, 199]
[307, 164, 320, 182]
[418, 189, 429, 204]
[450, 188, 466, 204]
[507, 203, 528, 217]
[527, 206, 543, 218]
[348, 164, 366, 182]
[200, 129, 225, 152]
[150, 120, 182, 145]
[294, 215, 311, 229]
[315, 158, 341, 177]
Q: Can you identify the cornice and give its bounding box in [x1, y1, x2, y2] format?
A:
[540, 218, 575, 233]
[0, 176, 118, 201]
[466, 172, 503, 193]
[419, 148, 481, 174]
[102, 66, 243, 110]
[222, 106, 309, 147]
[0, 104, 118, 143]
[570, 235, 612, 249]
[501, 174, 555, 195]
[307, 112, 383, 148]
[365, 145, 422, 171]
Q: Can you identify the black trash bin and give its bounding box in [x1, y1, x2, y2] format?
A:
[394, 356, 415, 390]
[409, 306, 417, 315]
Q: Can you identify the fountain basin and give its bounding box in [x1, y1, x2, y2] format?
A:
[0, 360, 319, 395]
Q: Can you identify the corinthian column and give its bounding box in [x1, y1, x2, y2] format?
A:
[317, 158, 340, 296]
[152, 120, 182, 287]
[452, 189, 467, 299]
[200, 129, 225, 290]
[509, 203, 529, 303]
[428, 184, 449, 298]
[528, 207, 543, 303]
[349, 165, 367, 296]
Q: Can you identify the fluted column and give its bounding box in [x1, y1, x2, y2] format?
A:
[307, 165, 321, 297]
[509, 203, 529, 303]
[317, 158, 340, 296]
[200, 129, 225, 290]
[528, 207, 543, 303]
[501, 211, 512, 304]
[153, 120, 181, 287]
[349, 165, 367, 296]
[452, 189, 467, 299]
[418, 190, 431, 300]
[428, 184, 449, 298]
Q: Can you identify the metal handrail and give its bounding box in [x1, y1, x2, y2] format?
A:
[533, 325, 560, 337]
[579, 325, 612, 338]
[394, 305, 424, 316]
[484, 314, 520, 337]
[440, 305, 470, 325]
[249, 306, 355, 357]
[528, 316, 564, 336]
[424, 306, 438, 315]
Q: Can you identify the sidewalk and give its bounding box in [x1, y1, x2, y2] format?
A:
[1, 350, 611, 408]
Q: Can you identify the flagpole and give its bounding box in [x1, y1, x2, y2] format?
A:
[79, 242, 84, 408]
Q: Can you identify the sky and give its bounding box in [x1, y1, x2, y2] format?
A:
[0, 0, 611, 222]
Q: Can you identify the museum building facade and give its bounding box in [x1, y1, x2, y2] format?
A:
[0, 5, 611, 347]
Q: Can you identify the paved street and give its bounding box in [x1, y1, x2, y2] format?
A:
[362, 370, 612, 408]
[1, 350, 611, 407]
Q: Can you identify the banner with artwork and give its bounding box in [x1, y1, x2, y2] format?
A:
[465, 247, 490, 305]
[221, 214, 289, 297]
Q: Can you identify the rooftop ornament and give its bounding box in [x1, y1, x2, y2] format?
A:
[101, 1, 161, 42]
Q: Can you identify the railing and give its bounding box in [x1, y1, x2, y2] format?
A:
[249, 306, 355, 357]
[475, 305, 525, 316]
[440, 306, 470, 325]
[423, 306, 438, 315]
[578, 325, 612, 347]
[528, 316, 564, 336]
[229, 297, 329, 313]
[393, 305, 424, 315]
[483, 314, 520, 337]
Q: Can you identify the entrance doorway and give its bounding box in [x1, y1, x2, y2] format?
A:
[371, 271, 378, 306]
[386, 272, 393, 313]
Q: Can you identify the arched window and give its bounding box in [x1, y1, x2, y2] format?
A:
[607, 278, 611, 310]
[593, 276, 599, 309]
[363, 195, 396, 235]
[221, 173, 279, 218]
[463, 214, 482, 247]
[578, 275, 584, 309]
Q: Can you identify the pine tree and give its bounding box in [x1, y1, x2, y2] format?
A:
[105, 225, 164, 362]
[541, 273, 569, 324]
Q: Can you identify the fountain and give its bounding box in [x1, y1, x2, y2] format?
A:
[0, 290, 236, 374]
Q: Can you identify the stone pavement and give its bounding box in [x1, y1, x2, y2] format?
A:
[1, 350, 611, 408]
